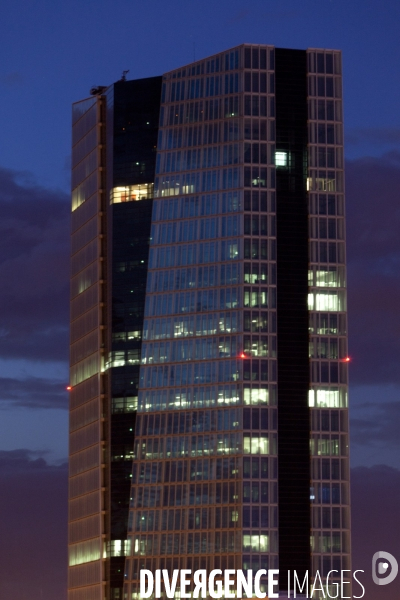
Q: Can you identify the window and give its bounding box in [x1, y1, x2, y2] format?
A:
[111, 184, 153, 203]
[275, 151, 288, 167]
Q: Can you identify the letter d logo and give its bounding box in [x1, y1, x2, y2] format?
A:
[372, 551, 398, 585]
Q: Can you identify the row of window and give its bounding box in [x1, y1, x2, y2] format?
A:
[244, 166, 275, 188]
[152, 191, 275, 222]
[131, 481, 241, 509]
[311, 482, 348, 506]
[141, 334, 277, 364]
[149, 240, 240, 269]
[130, 475, 347, 513]
[156, 167, 242, 197]
[159, 121, 240, 150]
[164, 95, 274, 124]
[136, 407, 274, 437]
[309, 193, 344, 216]
[167, 47, 243, 81]
[309, 241, 345, 264]
[309, 123, 342, 146]
[158, 144, 243, 172]
[137, 385, 272, 413]
[139, 358, 278, 389]
[128, 530, 269, 563]
[307, 171, 343, 193]
[134, 456, 274, 487]
[243, 335, 276, 357]
[244, 239, 273, 260]
[134, 433, 274, 461]
[144, 311, 241, 340]
[134, 456, 241, 485]
[152, 215, 241, 243]
[243, 506, 271, 528]
[311, 458, 348, 481]
[144, 309, 275, 343]
[309, 313, 346, 336]
[145, 288, 243, 318]
[312, 506, 349, 530]
[309, 337, 347, 360]
[308, 76, 342, 99]
[309, 99, 342, 122]
[308, 290, 346, 312]
[308, 388, 348, 409]
[309, 217, 345, 241]
[158, 118, 276, 151]
[132, 456, 241, 489]
[244, 311, 271, 333]
[129, 506, 239, 534]
[309, 146, 343, 169]
[132, 480, 278, 511]
[310, 361, 348, 385]
[308, 52, 341, 76]
[152, 215, 277, 249]
[146, 286, 278, 319]
[310, 434, 348, 457]
[244, 71, 273, 95]
[311, 409, 348, 432]
[138, 408, 239, 436]
[308, 266, 345, 288]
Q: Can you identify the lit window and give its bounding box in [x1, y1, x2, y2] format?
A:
[308, 389, 347, 408]
[244, 435, 269, 454]
[308, 291, 345, 312]
[243, 386, 268, 405]
[110, 184, 153, 203]
[275, 151, 288, 167]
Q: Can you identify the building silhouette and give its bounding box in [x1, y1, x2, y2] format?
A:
[69, 45, 350, 600]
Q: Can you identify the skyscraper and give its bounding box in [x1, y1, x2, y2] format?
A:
[69, 45, 350, 600]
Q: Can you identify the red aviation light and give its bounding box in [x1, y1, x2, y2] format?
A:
[343, 357, 351, 363]
[66, 386, 72, 391]
[239, 352, 247, 359]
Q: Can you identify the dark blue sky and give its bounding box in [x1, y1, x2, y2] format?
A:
[1, 2, 400, 598]
[1, 0, 400, 191]
[1, 0, 399, 465]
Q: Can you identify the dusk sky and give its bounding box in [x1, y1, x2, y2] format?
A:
[0, 1, 400, 598]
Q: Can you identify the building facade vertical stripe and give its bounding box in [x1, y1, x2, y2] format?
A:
[275, 48, 311, 586]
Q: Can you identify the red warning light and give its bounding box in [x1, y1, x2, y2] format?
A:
[239, 352, 247, 359]
[66, 386, 72, 391]
[343, 357, 351, 363]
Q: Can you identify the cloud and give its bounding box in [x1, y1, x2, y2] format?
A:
[0, 375, 68, 409]
[352, 398, 400, 445]
[346, 152, 400, 385]
[0, 167, 70, 364]
[0, 449, 67, 600]
[351, 465, 400, 600]
[0, 448, 62, 471]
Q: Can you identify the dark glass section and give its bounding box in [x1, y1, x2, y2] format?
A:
[275, 48, 311, 586]
[113, 77, 162, 186]
[109, 199, 153, 597]
[106, 76, 161, 599]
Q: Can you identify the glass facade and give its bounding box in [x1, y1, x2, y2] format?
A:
[69, 44, 350, 600]
[124, 45, 279, 600]
[69, 95, 106, 600]
[307, 50, 350, 593]
[69, 78, 162, 600]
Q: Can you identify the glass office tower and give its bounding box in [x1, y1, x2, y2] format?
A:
[69, 44, 350, 600]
